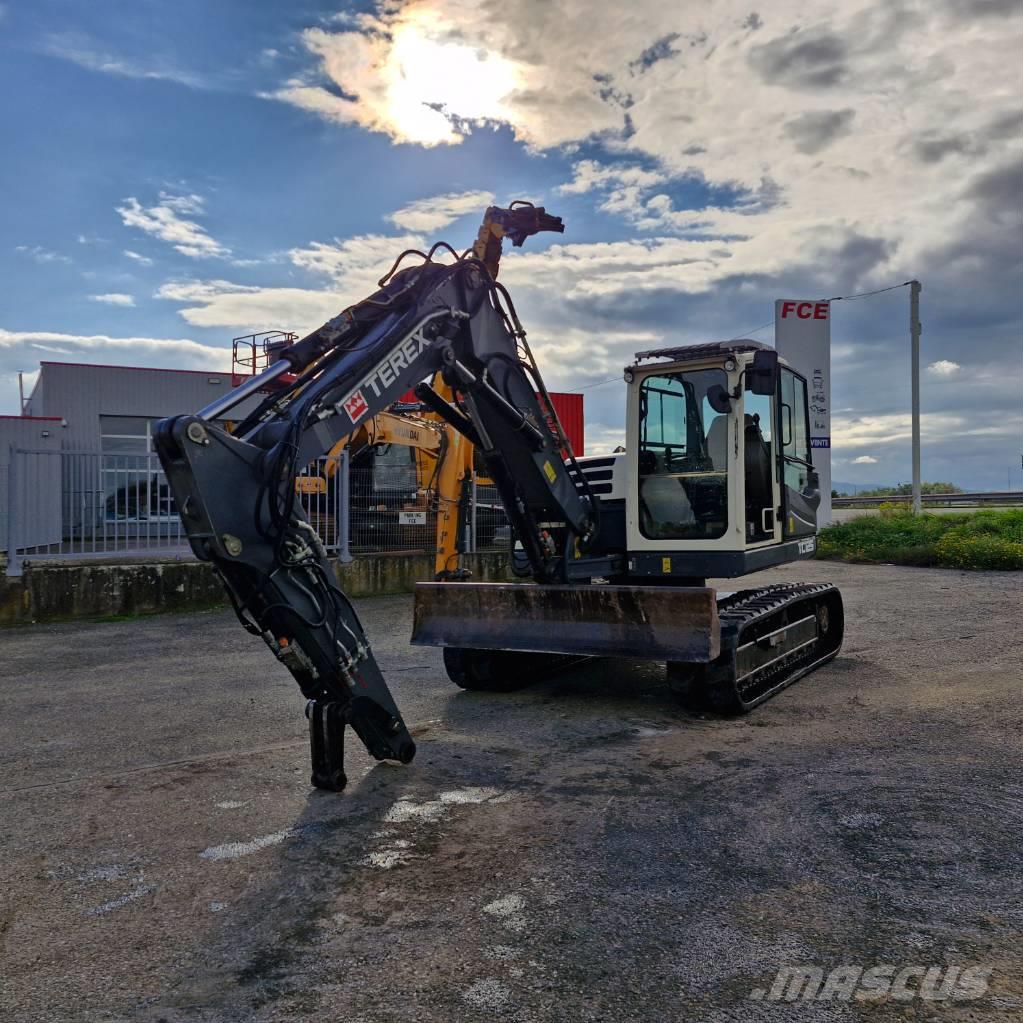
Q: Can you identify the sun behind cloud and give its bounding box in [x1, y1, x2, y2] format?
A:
[276, 16, 521, 147]
[385, 23, 520, 144]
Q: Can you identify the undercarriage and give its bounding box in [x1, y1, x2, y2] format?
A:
[427, 582, 844, 715]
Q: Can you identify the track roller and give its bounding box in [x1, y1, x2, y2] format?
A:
[668, 583, 844, 714]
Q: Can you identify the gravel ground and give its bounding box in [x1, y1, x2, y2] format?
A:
[1, 561, 1021, 1022]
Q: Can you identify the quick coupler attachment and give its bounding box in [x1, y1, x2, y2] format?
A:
[305, 697, 417, 792]
[306, 700, 349, 792]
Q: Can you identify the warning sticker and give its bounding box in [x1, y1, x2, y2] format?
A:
[543, 460, 557, 483]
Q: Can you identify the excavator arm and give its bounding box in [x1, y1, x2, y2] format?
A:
[154, 203, 591, 789]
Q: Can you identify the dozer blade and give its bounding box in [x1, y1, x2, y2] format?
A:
[412, 582, 721, 662]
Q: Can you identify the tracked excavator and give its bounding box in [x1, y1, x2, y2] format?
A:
[155, 202, 843, 791]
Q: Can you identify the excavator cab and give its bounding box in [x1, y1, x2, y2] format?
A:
[414, 339, 843, 713]
[622, 340, 821, 579]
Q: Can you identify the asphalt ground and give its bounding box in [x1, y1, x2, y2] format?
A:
[1, 561, 1021, 1022]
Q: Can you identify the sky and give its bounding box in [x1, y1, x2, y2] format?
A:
[1, 0, 1021, 489]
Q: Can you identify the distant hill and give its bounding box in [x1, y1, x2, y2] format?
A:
[833, 481, 967, 497]
[833, 480, 892, 496]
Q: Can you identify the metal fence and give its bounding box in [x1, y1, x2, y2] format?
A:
[471, 480, 512, 553]
[3, 446, 507, 576]
[348, 443, 437, 556]
[833, 491, 1023, 508]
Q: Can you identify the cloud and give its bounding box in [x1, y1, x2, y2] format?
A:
[387, 190, 495, 232]
[288, 232, 428, 292]
[89, 293, 136, 307]
[585, 422, 627, 455]
[123, 249, 154, 267]
[524, 327, 663, 389]
[783, 109, 856, 154]
[270, 0, 1023, 279]
[630, 33, 682, 73]
[928, 359, 961, 376]
[748, 26, 850, 89]
[41, 34, 211, 89]
[558, 161, 666, 195]
[155, 279, 344, 334]
[268, 23, 525, 146]
[852, 454, 878, 464]
[0, 328, 228, 372]
[15, 245, 71, 265]
[154, 228, 438, 334]
[117, 193, 230, 259]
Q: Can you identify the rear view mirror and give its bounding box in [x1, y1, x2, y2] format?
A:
[707, 384, 732, 414]
[747, 349, 779, 395]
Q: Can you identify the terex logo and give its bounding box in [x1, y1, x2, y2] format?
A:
[336, 326, 432, 426]
[342, 390, 369, 423]
[780, 301, 829, 320]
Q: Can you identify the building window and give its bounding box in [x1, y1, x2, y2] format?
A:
[100, 415, 159, 454]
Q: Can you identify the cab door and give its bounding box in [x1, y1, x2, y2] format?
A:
[777, 366, 820, 539]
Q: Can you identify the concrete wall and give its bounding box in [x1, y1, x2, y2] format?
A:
[0, 552, 511, 625]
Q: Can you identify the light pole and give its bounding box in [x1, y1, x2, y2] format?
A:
[910, 280, 922, 514]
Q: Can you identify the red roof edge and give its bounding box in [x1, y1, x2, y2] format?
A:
[0, 415, 63, 421]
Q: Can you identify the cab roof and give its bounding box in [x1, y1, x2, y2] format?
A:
[633, 339, 771, 364]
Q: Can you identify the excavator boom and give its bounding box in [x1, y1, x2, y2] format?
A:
[154, 204, 588, 788]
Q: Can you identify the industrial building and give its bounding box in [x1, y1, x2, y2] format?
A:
[1, 349, 583, 558]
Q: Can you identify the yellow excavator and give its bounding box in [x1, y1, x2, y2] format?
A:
[298, 378, 477, 580]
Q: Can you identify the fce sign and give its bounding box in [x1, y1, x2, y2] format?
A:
[775, 298, 832, 524]
[779, 301, 829, 321]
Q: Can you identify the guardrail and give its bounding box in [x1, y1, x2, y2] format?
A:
[833, 491, 1023, 508]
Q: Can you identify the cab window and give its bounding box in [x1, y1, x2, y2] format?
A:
[780, 367, 812, 492]
[638, 369, 728, 540]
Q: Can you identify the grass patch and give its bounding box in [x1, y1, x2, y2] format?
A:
[818, 507, 1023, 570]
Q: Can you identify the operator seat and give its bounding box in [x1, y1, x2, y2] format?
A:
[706, 415, 729, 471]
[638, 448, 696, 535]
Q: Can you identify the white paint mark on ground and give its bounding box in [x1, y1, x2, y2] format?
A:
[362, 849, 416, 870]
[77, 865, 126, 883]
[215, 800, 248, 810]
[199, 829, 292, 861]
[367, 787, 509, 868]
[463, 978, 511, 1010]
[483, 893, 528, 932]
[485, 945, 522, 962]
[439, 786, 502, 804]
[383, 798, 447, 824]
[87, 884, 154, 917]
[383, 787, 504, 824]
[839, 812, 883, 829]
